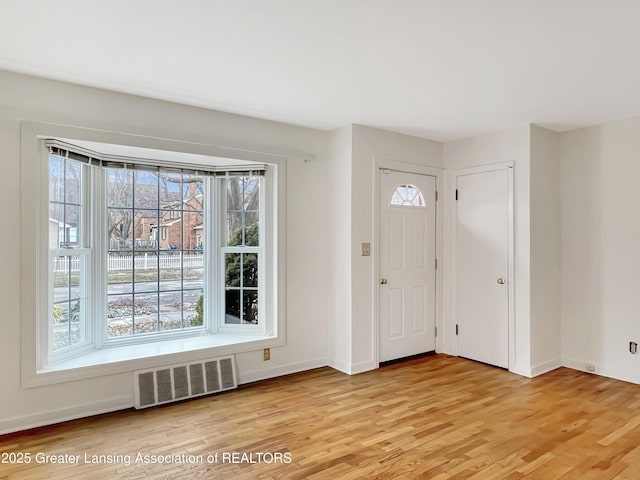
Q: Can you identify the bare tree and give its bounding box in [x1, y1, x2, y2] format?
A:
[106, 170, 134, 247]
[226, 177, 259, 246]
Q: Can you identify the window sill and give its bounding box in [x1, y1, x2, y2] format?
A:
[27, 333, 281, 388]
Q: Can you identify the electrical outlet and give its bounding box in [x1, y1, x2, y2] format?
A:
[585, 363, 596, 372]
[263, 348, 271, 361]
[630, 342, 638, 354]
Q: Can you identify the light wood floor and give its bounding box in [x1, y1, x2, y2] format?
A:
[2, 354, 640, 479]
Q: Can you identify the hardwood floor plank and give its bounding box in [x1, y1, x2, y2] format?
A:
[2, 355, 640, 479]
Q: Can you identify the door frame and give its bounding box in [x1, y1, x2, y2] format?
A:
[373, 158, 444, 367]
[450, 162, 515, 369]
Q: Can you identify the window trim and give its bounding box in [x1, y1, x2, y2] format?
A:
[218, 175, 267, 333]
[21, 121, 288, 388]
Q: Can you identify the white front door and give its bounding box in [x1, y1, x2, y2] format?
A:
[456, 168, 509, 368]
[379, 170, 436, 362]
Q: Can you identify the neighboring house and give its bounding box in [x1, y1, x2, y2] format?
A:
[48, 218, 73, 248]
[108, 186, 203, 252]
[152, 192, 204, 251]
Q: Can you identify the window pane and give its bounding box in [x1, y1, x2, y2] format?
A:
[226, 211, 243, 246]
[51, 255, 87, 352]
[159, 251, 181, 291]
[183, 289, 202, 310]
[159, 172, 183, 206]
[53, 257, 70, 297]
[225, 253, 241, 287]
[133, 293, 159, 334]
[225, 289, 241, 324]
[183, 177, 204, 210]
[107, 169, 133, 208]
[134, 210, 157, 251]
[52, 303, 70, 350]
[107, 294, 133, 337]
[134, 171, 158, 209]
[107, 252, 132, 294]
[245, 211, 259, 246]
[135, 254, 159, 293]
[183, 211, 203, 250]
[159, 210, 181, 250]
[159, 290, 182, 331]
[226, 178, 244, 210]
[243, 290, 259, 324]
[49, 155, 65, 203]
[108, 208, 135, 251]
[69, 298, 83, 345]
[243, 177, 259, 211]
[64, 160, 82, 204]
[184, 251, 204, 290]
[390, 184, 426, 207]
[49, 203, 63, 249]
[185, 292, 204, 327]
[243, 253, 258, 288]
[64, 204, 81, 247]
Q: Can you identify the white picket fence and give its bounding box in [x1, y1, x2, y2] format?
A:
[53, 253, 204, 273]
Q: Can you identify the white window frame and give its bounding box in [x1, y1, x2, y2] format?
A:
[94, 169, 213, 350]
[21, 122, 287, 388]
[46, 158, 95, 365]
[217, 175, 267, 334]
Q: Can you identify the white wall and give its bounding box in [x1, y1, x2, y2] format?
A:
[443, 126, 532, 376]
[530, 125, 561, 375]
[561, 117, 640, 383]
[350, 125, 443, 372]
[0, 70, 332, 432]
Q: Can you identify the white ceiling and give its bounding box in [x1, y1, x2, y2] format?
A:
[1, 0, 639, 141]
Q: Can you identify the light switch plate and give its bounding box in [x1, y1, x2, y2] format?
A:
[361, 243, 371, 256]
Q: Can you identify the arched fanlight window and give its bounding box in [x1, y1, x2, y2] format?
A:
[390, 184, 425, 207]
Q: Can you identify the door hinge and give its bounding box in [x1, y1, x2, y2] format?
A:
[435, 190, 438, 202]
[455, 189, 458, 200]
[455, 324, 459, 335]
[435, 258, 438, 269]
[435, 326, 438, 337]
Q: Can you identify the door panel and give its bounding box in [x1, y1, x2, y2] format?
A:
[457, 169, 509, 368]
[379, 171, 436, 362]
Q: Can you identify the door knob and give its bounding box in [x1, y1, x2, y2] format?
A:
[497, 278, 505, 285]
[380, 278, 388, 285]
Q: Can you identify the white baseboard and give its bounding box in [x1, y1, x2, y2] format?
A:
[562, 357, 640, 385]
[562, 358, 593, 375]
[436, 344, 451, 355]
[0, 395, 133, 436]
[530, 358, 562, 377]
[328, 358, 351, 375]
[509, 363, 532, 378]
[327, 358, 377, 375]
[237, 357, 329, 384]
[349, 359, 377, 374]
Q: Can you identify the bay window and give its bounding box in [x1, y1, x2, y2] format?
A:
[39, 138, 275, 372]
